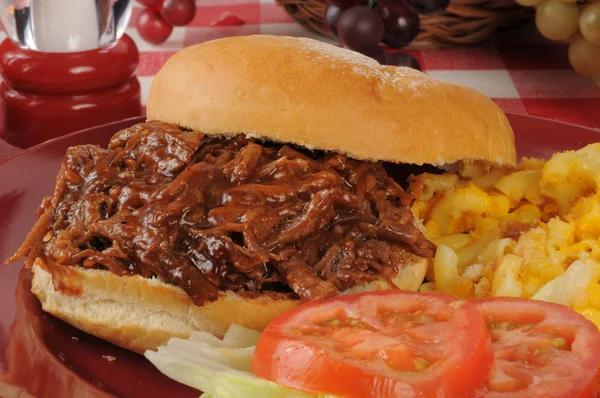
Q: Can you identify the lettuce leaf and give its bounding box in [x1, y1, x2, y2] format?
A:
[145, 325, 337, 398]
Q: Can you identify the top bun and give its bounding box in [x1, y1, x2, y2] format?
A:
[146, 35, 516, 166]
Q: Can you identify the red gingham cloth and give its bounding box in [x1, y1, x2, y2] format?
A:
[1, 0, 599, 161]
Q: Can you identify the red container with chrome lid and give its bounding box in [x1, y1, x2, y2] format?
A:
[0, 0, 143, 148]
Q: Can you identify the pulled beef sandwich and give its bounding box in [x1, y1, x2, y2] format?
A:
[8, 35, 516, 354]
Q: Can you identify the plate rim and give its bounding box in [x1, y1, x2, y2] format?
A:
[0, 116, 147, 167]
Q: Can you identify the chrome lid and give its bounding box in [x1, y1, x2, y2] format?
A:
[0, 0, 133, 52]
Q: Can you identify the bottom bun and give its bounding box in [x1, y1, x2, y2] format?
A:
[31, 256, 427, 354]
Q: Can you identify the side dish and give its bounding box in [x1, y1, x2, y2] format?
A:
[411, 143, 600, 327]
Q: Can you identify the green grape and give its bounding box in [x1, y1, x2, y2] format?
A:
[536, 0, 580, 41]
[580, 2, 600, 45]
[568, 34, 600, 77]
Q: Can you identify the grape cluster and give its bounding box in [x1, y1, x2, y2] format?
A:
[136, 0, 197, 45]
[325, 0, 450, 69]
[519, 0, 600, 78]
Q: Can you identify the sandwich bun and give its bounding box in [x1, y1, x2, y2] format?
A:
[147, 35, 516, 167]
[27, 35, 516, 354]
[31, 255, 427, 354]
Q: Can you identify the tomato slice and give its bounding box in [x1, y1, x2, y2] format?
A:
[252, 291, 494, 398]
[472, 297, 600, 398]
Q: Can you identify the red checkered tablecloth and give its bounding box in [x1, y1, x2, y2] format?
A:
[1, 0, 599, 162]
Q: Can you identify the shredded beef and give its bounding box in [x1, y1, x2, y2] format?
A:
[12, 122, 435, 305]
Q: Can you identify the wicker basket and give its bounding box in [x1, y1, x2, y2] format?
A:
[276, 0, 534, 49]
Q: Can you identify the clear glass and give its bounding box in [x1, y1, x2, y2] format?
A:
[0, 0, 132, 52]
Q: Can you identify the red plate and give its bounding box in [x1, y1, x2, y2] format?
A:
[0, 114, 598, 397]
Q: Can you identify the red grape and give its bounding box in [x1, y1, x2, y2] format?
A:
[337, 6, 385, 51]
[137, 8, 173, 45]
[137, 0, 162, 9]
[385, 52, 422, 70]
[161, 0, 197, 27]
[406, 0, 450, 15]
[325, 0, 365, 7]
[376, 0, 420, 48]
[325, 5, 345, 37]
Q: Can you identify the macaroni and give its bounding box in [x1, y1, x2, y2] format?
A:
[409, 143, 600, 329]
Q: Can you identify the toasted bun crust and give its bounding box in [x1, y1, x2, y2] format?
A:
[147, 35, 516, 166]
[31, 255, 427, 353]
